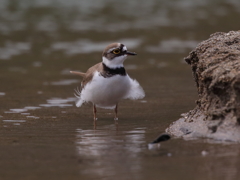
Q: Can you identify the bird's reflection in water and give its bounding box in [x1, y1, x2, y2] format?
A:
[93, 120, 118, 130]
[75, 126, 146, 179]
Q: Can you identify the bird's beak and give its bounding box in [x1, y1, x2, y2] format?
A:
[126, 51, 137, 56]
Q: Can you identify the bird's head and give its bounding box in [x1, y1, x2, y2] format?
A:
[102, 43, 137, 68]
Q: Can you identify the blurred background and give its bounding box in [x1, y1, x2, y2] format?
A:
[0, 0, 240, 180]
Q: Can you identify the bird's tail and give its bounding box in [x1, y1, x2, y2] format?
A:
[70, 71, 86, 77]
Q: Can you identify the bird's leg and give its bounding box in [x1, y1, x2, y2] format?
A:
[114, 104, 118, 121]
[93, 104, 97, 127]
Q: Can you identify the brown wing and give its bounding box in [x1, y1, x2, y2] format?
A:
[81, 63, 103, 88]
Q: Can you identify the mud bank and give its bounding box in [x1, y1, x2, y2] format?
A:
[167, 31, 240, 142]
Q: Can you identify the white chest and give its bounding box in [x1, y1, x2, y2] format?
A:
[81, 71, 131, 108]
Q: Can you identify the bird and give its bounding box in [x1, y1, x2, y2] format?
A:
[70, 42, 145, 124]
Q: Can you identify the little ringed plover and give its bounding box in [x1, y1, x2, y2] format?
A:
[70, 42, 145, 123]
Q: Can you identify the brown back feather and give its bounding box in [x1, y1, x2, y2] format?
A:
[81, 62, 103, 88]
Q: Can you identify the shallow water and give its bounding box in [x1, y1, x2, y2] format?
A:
[1, 0, 240, 179]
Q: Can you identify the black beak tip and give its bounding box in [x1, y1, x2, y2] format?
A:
[126, 51, 137, 56]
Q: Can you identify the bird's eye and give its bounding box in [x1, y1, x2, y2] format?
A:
[113, 49, 120, 54]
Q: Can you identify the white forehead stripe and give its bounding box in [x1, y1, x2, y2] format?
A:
[122, 46, 127, 51]
[107, 47, 118, 53]
[106, 44, 127, 53]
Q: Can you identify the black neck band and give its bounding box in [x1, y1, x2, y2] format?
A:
[101, 63, 126, 77]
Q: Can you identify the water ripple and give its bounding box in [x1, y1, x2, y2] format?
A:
[0, 92, 6, 96]
[39, 97, 75, 108]
[146, 39, 199, 53]
[0, 42, 31, 60]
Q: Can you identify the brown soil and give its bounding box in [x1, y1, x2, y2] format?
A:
[167, 31, 240, 142]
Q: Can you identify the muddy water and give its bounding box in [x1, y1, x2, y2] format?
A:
[1, 0, 240, 180]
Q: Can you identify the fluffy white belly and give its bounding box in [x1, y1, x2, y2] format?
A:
[81, 72, 131, 108]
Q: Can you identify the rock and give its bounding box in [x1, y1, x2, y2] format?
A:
[150, 133, 171, 144]
[148, 133, 171, 150]
[167, 31, 240, 143]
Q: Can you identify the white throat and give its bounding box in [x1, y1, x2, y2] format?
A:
[102, 55, 127, 68]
